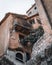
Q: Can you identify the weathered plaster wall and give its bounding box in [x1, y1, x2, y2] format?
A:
[35, 0, 52, 34]
[41, 0, 52, 27]
[9, 32, 20, 49]
[0, 15, 13, 56]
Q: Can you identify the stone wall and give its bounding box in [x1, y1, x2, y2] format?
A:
[26, 33, 52, 65]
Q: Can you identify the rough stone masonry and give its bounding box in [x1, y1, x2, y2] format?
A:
[26, 33, 52, 65]
[26, 0, 52, 65]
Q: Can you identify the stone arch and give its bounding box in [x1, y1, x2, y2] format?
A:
[16, 48, 24, 62]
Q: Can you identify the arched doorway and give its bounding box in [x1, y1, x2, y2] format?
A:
[16, 51, 24, 62]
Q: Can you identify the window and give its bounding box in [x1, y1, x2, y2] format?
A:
[29, 19, 35, 24]
[19, 35, 24, 42]
[37, 19, 42, 24]
[34, 7, 37, 10]
[28, 12, 32, 15]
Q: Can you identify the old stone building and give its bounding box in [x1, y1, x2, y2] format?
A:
[26, 0, 52, 65]
[26, 3, 42, 30]
[0, 11, 43, 64]
[0, 12, 33, 64]
[0, 0, 52, 65]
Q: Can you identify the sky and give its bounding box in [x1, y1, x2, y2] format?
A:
[0, 0, 35, 21]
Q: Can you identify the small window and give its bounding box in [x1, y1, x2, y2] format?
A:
[29, 19, 35, 24]
[34, 7, 37, 10]
[19, 35, 24, 42]
[37, 19, 42, 24]
[28, 12, 32, 15]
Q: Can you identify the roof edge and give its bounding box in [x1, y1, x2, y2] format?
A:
[26, 3, 36, 13]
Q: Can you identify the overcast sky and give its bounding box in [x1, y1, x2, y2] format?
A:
[0, 0, 35, 21]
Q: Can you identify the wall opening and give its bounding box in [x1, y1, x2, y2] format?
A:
[16, 52, 23, 62]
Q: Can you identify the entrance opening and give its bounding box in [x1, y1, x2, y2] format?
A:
[26, 52, 31, 62]
[16, 52, 23, 62]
